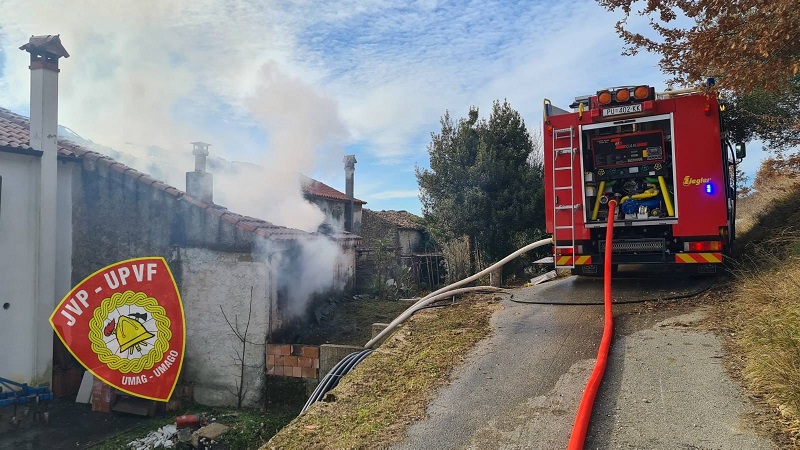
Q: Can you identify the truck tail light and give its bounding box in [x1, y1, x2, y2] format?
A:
[554, 245, 584, 255]
[684, 241, 722, 252]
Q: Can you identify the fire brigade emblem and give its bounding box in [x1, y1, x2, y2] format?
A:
[88, 291, 171, 373]
[50, 257, 185, 402]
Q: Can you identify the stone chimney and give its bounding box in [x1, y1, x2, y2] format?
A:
[343, 155, 357, 232]
[186, 142, 213, 203]
[20, 35, 69, 384]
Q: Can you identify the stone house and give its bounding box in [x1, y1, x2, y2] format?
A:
[0, 35, 361, 407]
[301, 156, 366, 235]
[357, 209, 443, 290]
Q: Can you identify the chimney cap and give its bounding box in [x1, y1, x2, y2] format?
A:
[191, 142, 211, 156]
[19, 35, 70, 59]
[343, 154, 357, 170]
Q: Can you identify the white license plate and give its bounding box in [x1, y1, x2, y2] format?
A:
[602, 103, 643, 117]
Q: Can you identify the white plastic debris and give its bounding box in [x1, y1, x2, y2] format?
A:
[127, 423, 178, 450]
[530, 270, 557, 285]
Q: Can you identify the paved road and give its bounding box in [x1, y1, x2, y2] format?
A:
[393, 271, 775, 450]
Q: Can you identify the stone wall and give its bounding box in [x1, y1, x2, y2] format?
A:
[176, 247, 274, 406]
[359, 209, 399, 248]
[398, 229, 423, 257]
[71, 159, 259, 285]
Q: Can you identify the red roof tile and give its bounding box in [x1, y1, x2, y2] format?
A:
[0, 106, 361, 243]
[301, 175, 366, 205]
[183, 196, 209, 210]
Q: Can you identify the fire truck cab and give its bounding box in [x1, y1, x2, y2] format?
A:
[543, 84, 740, 275]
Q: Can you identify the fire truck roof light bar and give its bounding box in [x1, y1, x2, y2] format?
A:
[597, 85, 653, 106]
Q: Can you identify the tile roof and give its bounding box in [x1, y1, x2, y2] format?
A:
[301, 175, 366, 205]
[0, 107, 361, 243]
[364, 209, 424, 230]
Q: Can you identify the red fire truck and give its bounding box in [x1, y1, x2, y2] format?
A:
[543, 84, 744, 275]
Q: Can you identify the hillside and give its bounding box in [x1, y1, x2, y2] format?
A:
[717, 167, 800, 445]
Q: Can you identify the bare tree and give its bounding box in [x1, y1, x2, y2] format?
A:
[219, 287, 260, 408]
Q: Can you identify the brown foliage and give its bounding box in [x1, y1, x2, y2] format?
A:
[598, 0, 800, 94]
[753, 153, 800, 191]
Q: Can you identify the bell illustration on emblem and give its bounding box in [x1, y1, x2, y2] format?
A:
[104, 315, 155, 355]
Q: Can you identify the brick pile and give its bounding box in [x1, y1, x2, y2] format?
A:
[91, 378, 116, 413]
[266, 344, 319, 379]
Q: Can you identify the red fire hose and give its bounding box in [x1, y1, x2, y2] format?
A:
[567, 199, 617, 449]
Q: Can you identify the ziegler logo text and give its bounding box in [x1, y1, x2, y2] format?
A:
[683, 176, 711, 186]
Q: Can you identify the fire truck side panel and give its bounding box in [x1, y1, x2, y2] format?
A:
[668, 95, 728, 239]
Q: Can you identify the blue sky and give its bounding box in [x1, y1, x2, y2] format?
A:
[0, 0, 771, 225]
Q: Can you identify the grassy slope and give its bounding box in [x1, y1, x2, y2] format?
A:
[263, 296, 502, 450]
[720, 177, 800, 444]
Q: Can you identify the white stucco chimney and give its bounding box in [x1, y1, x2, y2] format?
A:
[186, 142, 213, 203]
[343, 154, 357, 232]
[20, 34, 69, 384]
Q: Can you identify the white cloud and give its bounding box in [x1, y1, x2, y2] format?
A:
[368, 189, 420, 200]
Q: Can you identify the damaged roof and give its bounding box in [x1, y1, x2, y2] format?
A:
[0, 107, 360, 243]
[364, 209, 424, 230]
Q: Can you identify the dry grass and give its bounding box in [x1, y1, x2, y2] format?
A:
[721, 172, 800, 444]
[736, 175, 800, 236]
[725, 258, 800, 442]
[263, 295, 502, 450]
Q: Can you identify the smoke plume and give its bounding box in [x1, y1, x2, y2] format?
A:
[0, 1, 349, 231]
[0, 1, 353, 318]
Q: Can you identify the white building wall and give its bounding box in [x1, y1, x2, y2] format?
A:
[0, 153, 40, 382]
[0, 153, 74, 385]
[176, 247, 274, 406]
[54, 161, 74, 325]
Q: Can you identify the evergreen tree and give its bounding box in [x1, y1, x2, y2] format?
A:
[417, 100, 545, 278]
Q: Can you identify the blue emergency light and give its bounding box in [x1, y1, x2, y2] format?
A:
[705, 183, 713, 194]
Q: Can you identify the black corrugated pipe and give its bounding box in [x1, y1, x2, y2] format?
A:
[301, 349, 373, 414]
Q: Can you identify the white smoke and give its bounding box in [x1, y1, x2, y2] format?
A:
[0, 2, 353, 318]
[214, 61, 349, 231]
[0, 1, 349, 231]
[258, 236, 348, 321]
